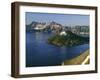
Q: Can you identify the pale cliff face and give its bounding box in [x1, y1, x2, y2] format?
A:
[60, 31, 67, 36]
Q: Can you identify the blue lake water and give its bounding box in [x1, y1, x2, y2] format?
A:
[26, 32, 89, 67]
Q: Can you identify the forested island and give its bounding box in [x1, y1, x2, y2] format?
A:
[48, 31, 89, 47]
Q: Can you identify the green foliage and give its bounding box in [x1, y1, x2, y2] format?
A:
[48, 31, 89, 47]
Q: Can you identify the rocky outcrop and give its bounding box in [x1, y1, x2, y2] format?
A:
[26, 21, 63, 33]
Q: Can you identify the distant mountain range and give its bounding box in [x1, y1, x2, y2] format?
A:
[26, 21, 63, 33]
[26, 21, 89, 37]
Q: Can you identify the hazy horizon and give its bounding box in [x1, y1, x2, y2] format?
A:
[26, 12, 89, 26]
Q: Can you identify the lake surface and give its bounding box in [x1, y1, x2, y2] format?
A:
[26, 32, 89, 67]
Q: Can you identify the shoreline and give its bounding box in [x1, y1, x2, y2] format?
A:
[62, 49, 89, 65]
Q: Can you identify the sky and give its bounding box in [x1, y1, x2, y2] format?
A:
[25, 12, 89, 26]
